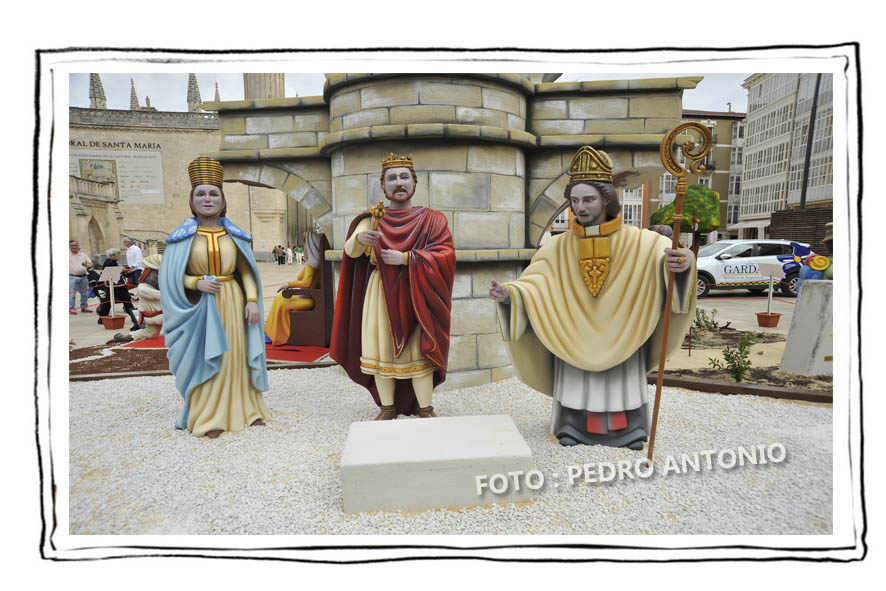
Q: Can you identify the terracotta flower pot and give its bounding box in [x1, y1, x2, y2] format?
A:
[755, 312, 782, 328]
[100, 315, 126, 330]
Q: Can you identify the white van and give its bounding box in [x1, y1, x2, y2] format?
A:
[695, 239, 808, 298]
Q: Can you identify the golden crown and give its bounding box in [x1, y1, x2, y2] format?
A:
[568, 146, 613, 183]
[381, 152, 414, 171]
[188, 156, 224, 188]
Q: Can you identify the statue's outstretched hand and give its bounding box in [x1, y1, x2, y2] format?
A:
[357, 230, 382, 246]
[664, 248, 692, 273]
[489, 280, 510, 303]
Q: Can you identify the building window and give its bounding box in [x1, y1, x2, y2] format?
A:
[659, 173, 676, 206]
[729, 174, 741, 196]
[622, 203, 642, 228]
[727, 202, 740, 225]
[732, 120, 745, 140]
[730, 146, 743, 166]
[697, 177, 712, 189]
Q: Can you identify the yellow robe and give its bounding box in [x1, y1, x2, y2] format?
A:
[183, 228, 270, 436]
[344, 217, 434, 379]
[263, 264, 318, 346]
[497, 222, 695, 401]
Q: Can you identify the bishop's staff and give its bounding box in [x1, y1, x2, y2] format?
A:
[647, 122, 713, 461]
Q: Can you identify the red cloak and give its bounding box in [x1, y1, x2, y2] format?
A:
[330, 206, 456, 415]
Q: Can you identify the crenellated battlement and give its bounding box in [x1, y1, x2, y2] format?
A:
[69, 107, 220, 131]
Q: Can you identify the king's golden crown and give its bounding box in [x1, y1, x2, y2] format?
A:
[381, 152, 414, 170]
[568, 146, 613, 183]
[188, 156, 224, 188]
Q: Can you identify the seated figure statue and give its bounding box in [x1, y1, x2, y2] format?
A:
[264, 227, 325, 345]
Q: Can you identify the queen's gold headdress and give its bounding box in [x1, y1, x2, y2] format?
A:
[568, 146, 613, 183]
[188, 156, 224, 188]
[381, 153, 414, 171]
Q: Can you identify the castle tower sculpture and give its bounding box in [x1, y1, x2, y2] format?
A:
[88, 74, 107, 110]
[243, 73, 285, 100]
[187, 73, 202, 112]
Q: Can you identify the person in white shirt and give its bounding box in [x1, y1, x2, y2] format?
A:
[123, 237, 144, 284]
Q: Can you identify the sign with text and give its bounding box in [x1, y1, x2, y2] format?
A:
[69, 149, 164, 205]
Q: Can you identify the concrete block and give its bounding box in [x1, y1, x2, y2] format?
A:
[490, 175, 523, 211]
[448, 334, 478, 371]
[507, 113, 526, 131]
[258, 165, 288, 190]
[584, 119, 645, 134]
[568, 97, 629, 119]
[780, 280, 833, 376]
[329, 117, 343, 133]
[312, 179, 333, 202]
[361, 81, 419, 108]
[245, 115, 294, 134]
[629, 77, 676, 90]
[543, 174, 570, 201]
[341, 144, 406, 175]
[341, 127, 372, 143]
[491, 365, 515, 381]
[456, 107, 508, 128]
[482, 88, 521, 114]
[475, 250, 500, 262]
[340, 415, 535, 513]
[536, 81, 580, 93]
[429, 172, 490, 210]
[531, 99, 568, 119]
[450, 296, 499, 335]
[220, 134, 269, 150]
[219, 116, 246, 134]
[532, 120, 585, 135]
[529, 195, 562, 230]
[343, 108, 389, 129]
[333, 175, 369, 214]
[390, 105, 456, 125]
[509, 212, 526, 248]
[478, 332, 511, 367]
[331, 151, 344, 176]
[224, 163, 263, 184]
[480, 126, 509, 141]
[454, 212, 509, 249]
[644, 117, 681, 134]
[436, 369, 492, 392]
[529, 152, 566, 178]
[445, 123, 481, 138]
[633, 149, 668, 168]
[529, 179, 550, 200]
[371, 124, 407, 139]
[268, 132, 317, 149]
[278, 159, 331, 182]
[418, 146, 468, 171]
[420, 82, 482, 107]
[452, 269, 472, 299]
[407, 123, 446, 136]
[580, 79, 629, 92]
[332, 215, 348, 250]
[469, 262, 518, 297]
[283, 174, 311, 201]
[306, 189, 333, 219]
[515, 150, 525, 177]
[509, 130, 536, 147]
[293, 112, 330, 132]
[468, 145, 517, 175]
[629, 95, 682, 118]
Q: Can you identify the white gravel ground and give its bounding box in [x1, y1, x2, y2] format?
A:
[69, 367, 832, 535]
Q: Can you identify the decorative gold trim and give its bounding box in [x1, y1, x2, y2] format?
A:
[570, 214, 622, 238]
[360, 361, 434, 374]
[381, 152, 414, 171]
[188, 157, 224, 188]
[568, 146, 613, 182]
[196, 227, 227, 277]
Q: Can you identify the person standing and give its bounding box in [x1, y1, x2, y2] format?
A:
[69, 240, 93, 314]
[331, 153, 455, 420]
[122, 237, 144, 283]
[286, 243, 293, 265]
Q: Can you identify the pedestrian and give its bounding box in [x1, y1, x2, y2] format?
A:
[123, 237, 144, 284]
[69, 240, 93, 314]
[286, 243, 293, 265]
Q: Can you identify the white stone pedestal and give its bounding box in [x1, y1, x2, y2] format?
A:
[340, 414, 535, 513]
[780, 280, 833, 376]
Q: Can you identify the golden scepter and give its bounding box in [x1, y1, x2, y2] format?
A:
[365, 200, 386, 257]
[647, 122, 713, 461]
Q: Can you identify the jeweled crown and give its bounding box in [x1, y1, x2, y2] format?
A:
[188, 156, 224, 188]
[568, 146, 613, 183]
[381, 152, 414, 171]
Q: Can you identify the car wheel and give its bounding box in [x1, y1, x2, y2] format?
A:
[780, 272, 799, 297]
[696, 273, 712, 298]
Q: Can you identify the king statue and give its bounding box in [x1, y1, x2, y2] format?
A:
[489, 146, 696, 449]
[331, 153, 456, 420]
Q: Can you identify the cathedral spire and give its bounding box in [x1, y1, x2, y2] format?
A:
[88, 74, 107, 109]
[130, 78, 140, 110]
[187, 73, 202, 112]
[214, 81, 220, 103]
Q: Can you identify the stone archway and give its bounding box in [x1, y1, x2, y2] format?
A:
[527, 171, 571, 248]
[87, 216, 105, 258]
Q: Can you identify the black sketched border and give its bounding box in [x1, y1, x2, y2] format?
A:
[35, 44, 864, 563]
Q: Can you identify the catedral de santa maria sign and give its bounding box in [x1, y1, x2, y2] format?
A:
[69, 143, 164, 205]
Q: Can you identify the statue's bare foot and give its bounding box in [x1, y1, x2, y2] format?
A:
[205, 430, 223, 439]
[251, 419, 266, 427]
[374, 405, 397, 420]
[417, 406, 437, 418]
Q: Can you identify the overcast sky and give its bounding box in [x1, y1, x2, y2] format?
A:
[69, 72, 751, 114]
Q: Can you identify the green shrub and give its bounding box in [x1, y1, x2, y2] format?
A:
[708, 332, 756, 382]
[694, 307, 719, 331]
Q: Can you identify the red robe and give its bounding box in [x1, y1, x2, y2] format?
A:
[331, 206, 456, 415]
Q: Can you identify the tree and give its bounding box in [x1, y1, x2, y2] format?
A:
[650, 183, 721, 255]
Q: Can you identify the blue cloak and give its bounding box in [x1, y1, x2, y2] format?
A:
[159, 217, 269, 430]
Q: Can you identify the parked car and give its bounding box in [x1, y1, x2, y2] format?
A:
[695, 239, 811, 298]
